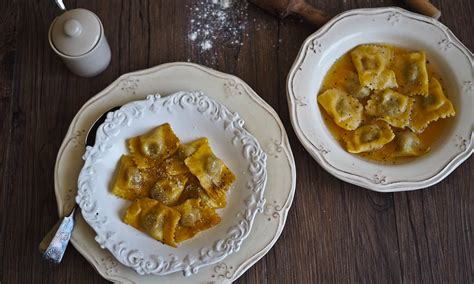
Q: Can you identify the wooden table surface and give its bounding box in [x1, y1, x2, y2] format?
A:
[0, 0, 472, 283]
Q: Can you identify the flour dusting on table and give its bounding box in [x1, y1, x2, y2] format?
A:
[187, 0, 248, 53]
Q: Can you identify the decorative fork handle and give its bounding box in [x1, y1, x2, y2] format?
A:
[55, 0, 66, 10]
[42, 207, 76, 264]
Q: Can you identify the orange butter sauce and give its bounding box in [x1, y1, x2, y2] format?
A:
[318, 45, 453, 164]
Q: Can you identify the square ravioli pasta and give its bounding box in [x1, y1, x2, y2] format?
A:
[409, 78, 455, 133]
[340, 71, 371, 99]
[178, 175, 227, 209]
[365, 89, 414, 128]
[392, 51, 429, 96]
[150, 174, 188, 206]
[318, 88, 363, 130]
[392, 130, 430, 157]
[318, 43, 456, 163]
[128, 123, 180, 168]
[112, 123, 236, 247]
[344, 120, 395, 153]
[164, 138, 209, 176]
[173, 199, 221, 243]
[111, 155, 162, 200]
[123, 198, 181, 247]
[185, 143, 236, 201]
[351, 45, 397, 90]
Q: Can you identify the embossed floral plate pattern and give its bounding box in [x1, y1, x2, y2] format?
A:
[287, 7, 473, 192]
[77, 91, 267, 276]
[55, 63, 296, 282]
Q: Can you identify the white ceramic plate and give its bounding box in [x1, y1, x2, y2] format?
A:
[77, 91, 267, 276]
[287, 7, 473, 192]
[55, 63, 296, 282]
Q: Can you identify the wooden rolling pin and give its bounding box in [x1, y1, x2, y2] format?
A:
[248, 0, 441, 27]
[248, 0, 330, 26]
[404, 0, 441, 19]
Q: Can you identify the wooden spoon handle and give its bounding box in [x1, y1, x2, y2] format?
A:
[404, 0, 441, 19]
[288, 0, 331, 26]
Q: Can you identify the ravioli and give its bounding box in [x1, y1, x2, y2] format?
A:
[180, 138, 209, 158]
[393, 130, 430, 157]
[114, 125, 234, 247]
[365, 90, 414, 128]
[150, 174, 188, 206]
[319, 44, 455, 163]
[128, 123, 180, 168]
[123, 198, 181, 247]
[318, 88, 363, 130]
[351, 45, 397, 90]
[123, 198, 159, 229]
[409, 78, 455, 133]
[342, 71, 371, 99]
[141, 202, 181, 247]
[344, 120, 395, 153]
[173, 199, 221, 243]
[184, 143, 235, 201]
[164, 156, 189, 176]
[164, 138, 210, 176]
[111, 155, 157, 200]
[178, 175, 226, 208]
[393, 51, 429, 96]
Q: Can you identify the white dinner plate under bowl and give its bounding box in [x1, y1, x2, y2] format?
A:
[287, 7, 473, 192]
[55, 63, 296, 282]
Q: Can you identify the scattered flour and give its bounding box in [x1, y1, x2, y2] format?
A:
[188, 32, 198, 41]
[187, 0, 248, 54]
[200, 40, 213, 50]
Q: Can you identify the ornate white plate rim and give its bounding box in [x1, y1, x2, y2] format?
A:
[77, 91, 268, 276]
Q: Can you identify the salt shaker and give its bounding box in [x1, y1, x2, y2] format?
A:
[48, 8, 111, 77]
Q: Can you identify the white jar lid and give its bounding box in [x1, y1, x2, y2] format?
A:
[50, 8, 101, 57]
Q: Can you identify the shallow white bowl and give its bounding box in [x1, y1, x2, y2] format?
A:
[76, 91, 267, 276]
[287, 7, 473, 192]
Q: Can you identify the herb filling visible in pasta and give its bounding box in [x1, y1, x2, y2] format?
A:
[112, 123, 235, 247]
[317, 44, 455, 164]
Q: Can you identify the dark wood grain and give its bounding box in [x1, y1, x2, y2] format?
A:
[0, 0, 472, 283]
[0, 0, 19, 281]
